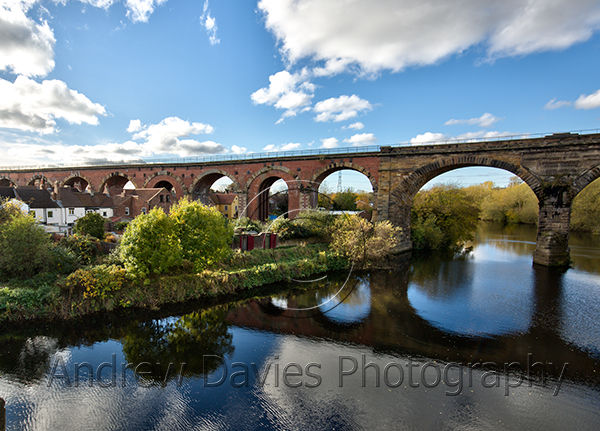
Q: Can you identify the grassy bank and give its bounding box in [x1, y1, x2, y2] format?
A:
[0, 244, 348, 323]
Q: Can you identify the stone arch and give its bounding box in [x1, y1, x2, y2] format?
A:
[388, 156, 543, 250]
[0, 176, 16, 187]
[391, 156, 543, 209]
[244, 165, 299, 191]
[245, 166, 299, 221]
[61, 174, 93, 192]
[144, 172, 186, 197]
[99, 172, 137, 196]
[309, 162, 378, 193]
[27, 174, 53, 189]
[190, 169, 241, 206]
[572, 162, 600, 198]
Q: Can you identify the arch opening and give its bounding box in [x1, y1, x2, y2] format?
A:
[316, 169, 374, 219]
[258, 177, 288, 221]
[63, 176, 89, 192]
[155, 180, 175, 192]
[101, 175, 132, 196]
[0, 178, 15, 187]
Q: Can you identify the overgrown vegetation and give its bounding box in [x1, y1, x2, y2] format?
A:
[74, 212, 107, 240]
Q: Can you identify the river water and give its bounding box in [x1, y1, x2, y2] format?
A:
[0, 222, 599, 430]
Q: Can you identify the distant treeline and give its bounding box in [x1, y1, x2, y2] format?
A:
[411, 177, 600, 250]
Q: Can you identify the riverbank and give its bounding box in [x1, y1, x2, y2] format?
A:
[0, 244, 350, 324]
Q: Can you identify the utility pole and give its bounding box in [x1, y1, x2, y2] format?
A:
[336, 171, 343, 194]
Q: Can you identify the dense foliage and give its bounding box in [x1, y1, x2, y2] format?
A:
[411, 185, 480, 251]
[0, 210, 53, 278]
[170, 198, 234, 272]
[329, 214, 401, 264]
[571, 178, 600, 234]
[74, 212, 107, 240]
[119, 199, 234, 278]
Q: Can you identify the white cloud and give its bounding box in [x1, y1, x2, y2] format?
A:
[0, 76, 107, 134]
[127, 119, 142, 132]
[574, 89, 600, 109]
[132, 117, 221, 156]
[257, 0, 600, 75]
[344, 122, 365, 130]
[262, 142, 301, 152]
[444, 113, 501, 128]
[544, 98, 573, 110]
[410, 132, 446, 145]
[343, 133, 377, 146]
[123, 0, 168, 23]
[320, 137, 339, 149]
[230, 145, 247, 154]
[0, 0, 56, 77]
[200, 0, 220, 45]
[313, 95, 372, 123]
[251, 70, 314, 122]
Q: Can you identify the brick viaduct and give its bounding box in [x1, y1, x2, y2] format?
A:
[2, 132, 600, 266]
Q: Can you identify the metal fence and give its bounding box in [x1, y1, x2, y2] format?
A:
[2, 128, 599, 172]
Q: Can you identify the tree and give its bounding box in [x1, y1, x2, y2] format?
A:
[571, 178, 600, 234]
[74, 212, 107, 240]
[118, 208, 182, 278]
[169, 198, 234, 272]
[332, 188, 358, 211]
[411, 184, 480, 250]
[0, 210, 52, 278]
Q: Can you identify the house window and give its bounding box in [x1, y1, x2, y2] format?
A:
[235, 206, 238, 211]
[102, 211, 108, 217]
[141, 207, 147, 215]
[48, 210, 53, 218]
[160, 195, 164, 203]
[224, 205, 228, 211]
[68, 208, 74, 215]
[125, 207, 130, 216]
[166, 195, 170, 202]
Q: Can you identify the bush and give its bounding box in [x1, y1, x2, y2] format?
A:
[59, 235, 99, 265]
[64, 264, 127, 301]
[118, 208, 182, 278]
[74, 212, 107, 240]
[0, 213, 53, 279]
[48, 244, 79, 275]
[234, 217, 263, 233]
[114, 221, 129, 231]
[170, 198, 234, 272]
[329, 215, 401, 264]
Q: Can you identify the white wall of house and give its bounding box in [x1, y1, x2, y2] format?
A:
[64, 207, 86, 225]
[45, 208, 63, 225]
[30, 209, 45, 223]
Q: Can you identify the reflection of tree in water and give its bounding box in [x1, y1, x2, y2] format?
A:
[120, 307, 234, 384]
[0, 336, 60, 384]
[409, 251, 474, 299]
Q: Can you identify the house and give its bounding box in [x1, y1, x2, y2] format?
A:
[210, 193, 238, 219]
[112, 188, 174, 219]
[56, 187, 115, 225]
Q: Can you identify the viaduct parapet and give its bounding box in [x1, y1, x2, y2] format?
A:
[3, 132, 600, 266]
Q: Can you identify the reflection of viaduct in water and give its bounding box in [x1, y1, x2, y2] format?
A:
[4, 133, 600, 265]
[225, 263, 598, 378]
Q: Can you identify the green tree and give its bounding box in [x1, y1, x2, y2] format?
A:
[411, 184, 480, 251]
[0, 212, 52, 278]
[170, 198, 234, 272]
[332, 187, 358, 211]
[74, 212, 107, 240]
[118, 208, 182, 278]
[571, 178, 600, 234]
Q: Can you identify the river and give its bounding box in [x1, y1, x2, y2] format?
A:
[0, 222, 599, 430]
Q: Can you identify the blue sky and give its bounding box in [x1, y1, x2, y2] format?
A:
[2, 0, 600, 191]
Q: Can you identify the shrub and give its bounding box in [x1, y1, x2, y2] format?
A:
[64, 264, 127, 301]
[0, 214, 52, 279]
[234, 217, 263, 233]
[114, 221, 129, 231]
[571, 178, 600, 234]
[48, 244, 79, 275]
[118, 208, 182, 278]
[170, 198, 234, 272]
[74, 212, 107, 240]
[59, 235, 99, 265]
[329, 215, 401, 264]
